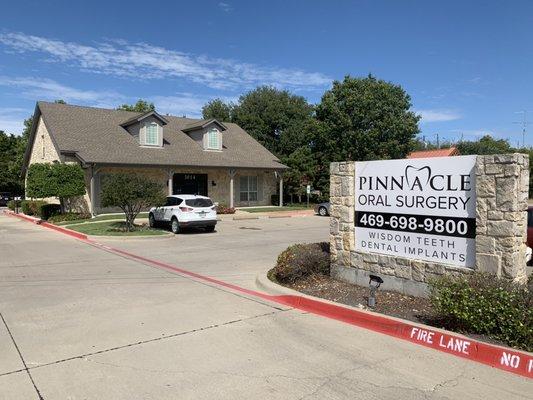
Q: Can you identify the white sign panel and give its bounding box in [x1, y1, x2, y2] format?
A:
[354, 155, 476, 268]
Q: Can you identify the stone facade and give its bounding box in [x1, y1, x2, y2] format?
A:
[92, 166, 278, 214]
[330, 154, 529, 297]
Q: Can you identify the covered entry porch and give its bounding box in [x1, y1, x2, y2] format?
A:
[88, 165, 284, 215]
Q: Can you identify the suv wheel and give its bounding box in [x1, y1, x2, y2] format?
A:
[171, 217, 180, 234]
[318, 206, 328, 216]
[148, 213, 157, 228]
[205, 225, 215, 233]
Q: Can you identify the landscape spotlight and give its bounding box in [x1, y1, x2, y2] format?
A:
[368, 274, 384, 308]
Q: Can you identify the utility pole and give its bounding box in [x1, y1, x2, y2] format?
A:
[436, 133, 440, 149]
[513, 110, 531, 148]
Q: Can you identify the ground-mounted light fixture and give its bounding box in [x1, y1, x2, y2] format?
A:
[368, 274, 384, 308]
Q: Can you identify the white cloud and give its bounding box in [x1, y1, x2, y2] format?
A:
[218, 2, 232, 12]
[0, 32, 331, 91]
[416, 109, 461, 123]
[0, 107, 30, 134]
[151, 93, 238, 118]
[0, 76, 125, 107]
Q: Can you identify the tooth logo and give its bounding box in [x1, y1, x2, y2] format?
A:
[405, 165, 432, 191]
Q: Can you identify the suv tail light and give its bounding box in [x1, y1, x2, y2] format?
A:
[179, 206, 194, 212]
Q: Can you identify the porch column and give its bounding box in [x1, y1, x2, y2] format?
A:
[278, 173, 284, 207]
[167, 170, 174, 195]
[90, 166, 97, 217]
[228, 169, 236, 208]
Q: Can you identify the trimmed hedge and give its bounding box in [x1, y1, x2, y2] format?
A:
[21, 200, 47, 217]
[273, 242, 330, 283]
[429, 273, 532, 352]
[47, 212, 91, 223]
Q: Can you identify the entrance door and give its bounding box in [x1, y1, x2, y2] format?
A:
[172, 173, 208, 196]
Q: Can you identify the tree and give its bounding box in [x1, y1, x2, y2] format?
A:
[54, 99, 67, 104]
[314, 75, 420, 195]
[316, 75, 420, 162]
[231, 86, 315, 156]
[100, 173, 164, 231]
[117, 99, 155, 113]
[457, 135, 513, 155]
[202, 99, 233, 121]
[0, 131, 26, 194]
[26, 163, 86, 212]
[281, 146, 318, 202]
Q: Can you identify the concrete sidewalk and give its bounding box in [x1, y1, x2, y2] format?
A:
[0, 213, 531, 399]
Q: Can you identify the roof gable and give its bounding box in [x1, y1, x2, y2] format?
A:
[120, 110, 169, 127]
[182, 118, 227, 132]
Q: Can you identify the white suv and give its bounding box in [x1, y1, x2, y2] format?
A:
[148, 195, 217, 234]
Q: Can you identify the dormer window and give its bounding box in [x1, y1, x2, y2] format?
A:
[145, 122, 159, 146]
[120, 110, 168, 148]
[207, 128, 220, 150]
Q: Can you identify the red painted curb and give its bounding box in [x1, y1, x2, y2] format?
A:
[4, 211, 89, 241]
[5, 209, 533, 379]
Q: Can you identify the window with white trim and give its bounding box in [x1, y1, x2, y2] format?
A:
[239, 176, 258, 202]
[145, 122, 159, 146]
[207, 128, 220, 150]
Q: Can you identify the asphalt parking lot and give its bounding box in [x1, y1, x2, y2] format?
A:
[0, 213, 531, 399]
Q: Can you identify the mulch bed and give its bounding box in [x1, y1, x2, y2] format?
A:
[282, 273, 508, 347]
[283, 274, 435, 323]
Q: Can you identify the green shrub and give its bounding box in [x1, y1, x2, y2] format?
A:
[39, 204, 62, 220]
[21, 200, 47, 216]
[273, 242, 330, 283]
[429, 273, 532, 352]
[7, 200, 20, 211]
[48, 212, 91, 223]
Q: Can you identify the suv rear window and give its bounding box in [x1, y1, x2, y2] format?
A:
[185, 198, 213, 208]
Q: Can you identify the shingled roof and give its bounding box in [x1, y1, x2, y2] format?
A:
[24, 102, 287, 171]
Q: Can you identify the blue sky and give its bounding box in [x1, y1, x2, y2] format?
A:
[0, 0, 532, 145]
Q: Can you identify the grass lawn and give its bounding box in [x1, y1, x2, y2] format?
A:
[64, 220, 167, 236]
[241, 205, 312, 213]
[55, 212, 149, 226]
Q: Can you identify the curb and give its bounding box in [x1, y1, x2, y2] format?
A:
[5, 209, 533, 379]
[4, 211, 90, 241]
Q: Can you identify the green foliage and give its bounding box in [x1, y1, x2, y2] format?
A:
[39, 204, 62, 220]
[26, 163, 85, 211]
[48, 212, 91, 223]
[282, 146, 318, 198]
[316, 75, 420, 161]
[117, 99, 155, 113]
[457, 135, 514, 155]
[429, 273, 532, 351]
[21, 200, 47, 216]
[100, 173, 165, 231]
[273, 242, 330, 283]
[202, 99, 233, 121]
[0, 130, 26, 194]
[26, 163, 55, 198]
[54, 99, 66, 104]
[232, 86, 315, 156]
[7, 199, 20, 211]
[203, 79, 420, 198]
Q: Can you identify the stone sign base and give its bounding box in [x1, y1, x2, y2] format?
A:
[330, 154, 529, 298]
